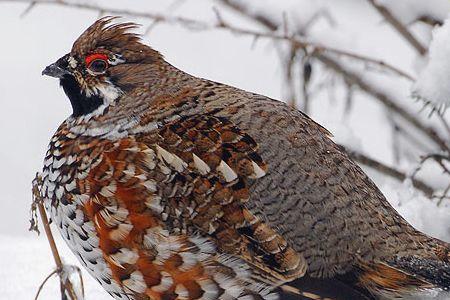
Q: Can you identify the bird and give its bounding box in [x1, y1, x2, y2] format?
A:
[39, 17, 450, 300]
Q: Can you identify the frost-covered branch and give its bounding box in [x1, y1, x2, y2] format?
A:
[367, 0, 427, 55]
[317, 54, 450, 153]
[218, 0, 449, 153]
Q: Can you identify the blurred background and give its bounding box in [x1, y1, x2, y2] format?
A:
[0, 0, 449, 298]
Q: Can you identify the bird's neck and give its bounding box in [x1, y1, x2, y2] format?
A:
[60, 75, 103, 117]
[60, 75, 122, 118]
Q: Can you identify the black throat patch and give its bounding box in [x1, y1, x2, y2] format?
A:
[60, 75, 103, 117]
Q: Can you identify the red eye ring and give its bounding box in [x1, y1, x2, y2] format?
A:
[85, 53, 109, 67]
[85, 53, 109, 74]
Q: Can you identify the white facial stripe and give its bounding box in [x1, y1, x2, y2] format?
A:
[109, 54, 125, 66]
[84, 77, 122, 101]
[68, 56, 78, 69]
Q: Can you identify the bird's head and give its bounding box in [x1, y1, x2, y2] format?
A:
[42, 17, 163, 117]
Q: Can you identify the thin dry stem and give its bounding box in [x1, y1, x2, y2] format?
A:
[34, 270, 58, 300]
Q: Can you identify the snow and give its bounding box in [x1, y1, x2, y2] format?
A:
[375, 0, 450, 24]
[384, 180, 450, 241]
[414, 18, 450, 109]
[0, 234, 111, 299]
[3, 226, 450, 299]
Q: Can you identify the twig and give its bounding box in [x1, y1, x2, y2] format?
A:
[438, 114, 450, 138]
[410, 153, 450, 179]
[38, 203, 64, 273]
[417, 15, 443, 27]
[344, 147, 435, 197]
[0, 0, 414, 81]
[409, 153, 450, 203]
[144, 0, 187, 35]
[367, 0, 427, 55]
[20, 1, 35, 17]
[301, 55, 312, 114]
[285, 45, 298, 108]
[34, 270, 58, 300]
[436, 183, 450, 206]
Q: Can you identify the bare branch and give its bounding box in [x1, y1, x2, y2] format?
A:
[409, 153, 450, 204]
[217, 0, 449, 153]
[436, 183, 450, 206]
[20, 1, 36, 17]
[411, 153, 450, 180]
[34, 270, 58, 300]
[311, 48, 414, 81]
[367, 0, 427, 55]
[285, 46, 298, 108]
[218, 0, 278, 30]
[0, 0, 414, 81]
[417, 15, 443, 27]
[217, 0, 414, 81]
[438, 114, 450, 138]
[344, 147, 435, 197]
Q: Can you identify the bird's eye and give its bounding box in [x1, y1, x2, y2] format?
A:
[89, 59, 108, 73]
[85, 53, 109, 74]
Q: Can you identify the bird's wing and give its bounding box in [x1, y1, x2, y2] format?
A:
[136, 113, 309, 284]
[75, 113, 307, 299]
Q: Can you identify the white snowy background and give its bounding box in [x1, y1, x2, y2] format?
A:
[0, 0, 450, 299]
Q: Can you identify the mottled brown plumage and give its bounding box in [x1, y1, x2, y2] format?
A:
[39, 17, 450, 300]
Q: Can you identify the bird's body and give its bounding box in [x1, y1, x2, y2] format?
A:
[39, 18, 450, 300]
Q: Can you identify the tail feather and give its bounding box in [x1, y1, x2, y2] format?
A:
[359, 261, 431, 291]
[276, 254, 450, 299]
[390, 256, 450, 290]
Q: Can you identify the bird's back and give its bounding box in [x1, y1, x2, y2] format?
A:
[196, 80, 450, 295]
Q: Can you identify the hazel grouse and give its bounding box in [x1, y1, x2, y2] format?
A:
[39, 17, 450, 300]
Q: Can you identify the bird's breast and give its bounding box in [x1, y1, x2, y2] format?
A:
[40, 131, 129, 298]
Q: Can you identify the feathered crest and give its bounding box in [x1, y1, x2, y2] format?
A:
[71, 16, 161, 63]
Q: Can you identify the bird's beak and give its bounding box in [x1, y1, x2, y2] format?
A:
[42, 54, 71, 78]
